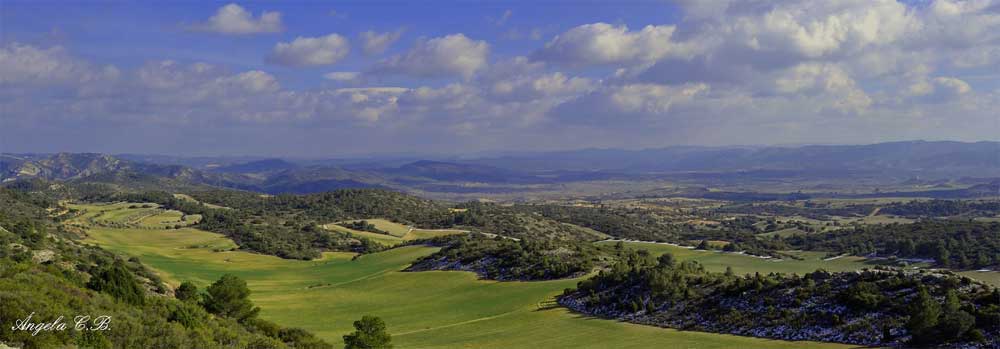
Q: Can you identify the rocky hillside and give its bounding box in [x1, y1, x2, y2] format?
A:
[560, 249, 999, 348]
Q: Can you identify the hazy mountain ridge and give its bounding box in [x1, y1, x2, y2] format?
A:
[212, 158, 300, 174]
[466, 141, 1000, 177]
[3, 141, 998, 197]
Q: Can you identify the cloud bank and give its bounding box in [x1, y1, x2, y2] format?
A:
[3, 0, 999, 155]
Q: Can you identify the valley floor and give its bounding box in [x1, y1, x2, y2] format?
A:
[67, 202, 997, 348]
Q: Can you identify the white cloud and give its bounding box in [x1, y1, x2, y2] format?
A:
[533, 23, 692, 67]
[4, 0, 1000, 151]
[370, 34, 489, 79]
[771, 63, 872, 113]
[0, 44, 118, 85]
[269, 34, 350, 67]
[191, 3, 283, 35]
[223, 70, 280, 93]
[904, 76, 972, 103]
[488, 72, 594, 102]
[324, 71, 361, 82]
[490, 10, 512, 25]
[359, 30, 403, 55]
[552, 83, 709, 124]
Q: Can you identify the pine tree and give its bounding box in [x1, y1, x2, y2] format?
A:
[907, 285, 941, 344]
[174, 281, 199, 302]
[343, 315, 392, 349]
[203, 274, 259, 323]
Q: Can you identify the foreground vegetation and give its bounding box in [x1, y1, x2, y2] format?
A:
[0, 189, 332, 349]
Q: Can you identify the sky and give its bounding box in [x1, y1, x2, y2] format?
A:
[1, 0, 999, 157]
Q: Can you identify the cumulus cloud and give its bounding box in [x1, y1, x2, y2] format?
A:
[0, 43, 119, 85]
[1, 43, 562, 131]
[369, 34, 489, 79]
[487, 72, 594, 102]
[190, 3, 283, 34]
[552, 83, 708, 124]
[904, 76, 972, 103]
[359, 30, 403, 55]
[533, 23, 691, 67]
[268, 34, 350, 67]
[324, 71, 361, 82]
[4, 0, 1000, 152]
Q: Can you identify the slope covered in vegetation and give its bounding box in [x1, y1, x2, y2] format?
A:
[0, 188, 331, 349]
[560, 248, 999, 347]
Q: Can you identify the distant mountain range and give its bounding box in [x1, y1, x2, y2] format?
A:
[466, 141, 1000, 176]
[2, 141, 998, 197]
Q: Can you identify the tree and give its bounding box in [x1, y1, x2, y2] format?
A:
[343, 315, 392, 349]
[657, 252, 676, 268]
[175, 281, 199, 302]
[907, 285, 941, 345]
[900, 239, 916, 256]
[87, 260, 145, 305]
[696, 240, 710, 250]
[936, 289, 975, 341]
[935, 244, 951, 267]
[840, 281, 883, 310]
[203, 274, 259, 323]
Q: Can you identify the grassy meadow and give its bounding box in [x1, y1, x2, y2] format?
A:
[326, 219, 467, 246]
[67, 202, 860, 348]
[595, 241, 878, 276]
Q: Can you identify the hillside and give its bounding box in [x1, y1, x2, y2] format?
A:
[561, 248, 999, 347]
[0, 188, 332, 349]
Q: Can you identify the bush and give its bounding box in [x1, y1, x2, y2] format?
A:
[86, 260, 145, 306]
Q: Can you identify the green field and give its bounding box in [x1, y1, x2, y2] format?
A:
[960, 270, 1000, 287]
[68, 203, 857, 348]
[329, 219, 467, 246]
[600, 241, 889, 276]
[598, 241, 1000, 288]
[322, 223, 405, 246]
[360, 219, 412, 237]
[172, 193, 230, 209]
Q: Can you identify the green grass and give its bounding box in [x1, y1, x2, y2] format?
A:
[172, 193, 230, 209]
[322, 223, 405, 246]
[361, 219, 412, 237]
[68, 203, 859, 348]
[600, 241, 1000, 288]
[599, 241, 874, 276]
[331, 220, 468, 245]
[960, 270, 1000, 287]
[401, 228, 467, 240]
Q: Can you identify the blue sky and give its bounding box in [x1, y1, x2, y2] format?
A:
[2, 1, 999, 156]
[2, 1, 681, 88]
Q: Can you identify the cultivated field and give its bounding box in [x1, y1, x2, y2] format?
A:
[328, 219, 468, 245]
[598, 241, 900, 276]
[69, 203, 856, 348]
